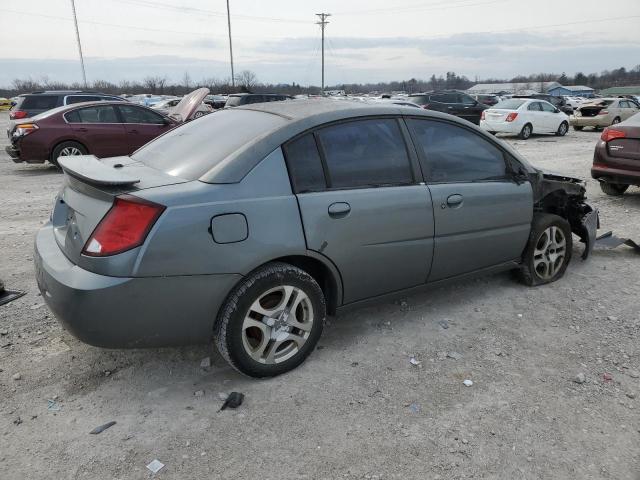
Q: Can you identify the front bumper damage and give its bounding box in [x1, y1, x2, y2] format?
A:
[575, 204, 599, 260]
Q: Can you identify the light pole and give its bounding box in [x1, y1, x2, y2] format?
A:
[70, 0, 87, 88]
[315, 13, 330, 95]
[226, 0, 235, 87]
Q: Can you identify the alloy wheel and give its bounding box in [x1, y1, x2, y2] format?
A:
[59, 146, 83, 157]
[533, 226, 566, 280]
[241, 285, 314, 364]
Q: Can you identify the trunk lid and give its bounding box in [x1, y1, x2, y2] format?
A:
[577, 100, 612, 117]
[53, 155, 187, 265]
[168, 87, 209, 123]
[485, 109, 512, 122]
[606, 125, 640, 168]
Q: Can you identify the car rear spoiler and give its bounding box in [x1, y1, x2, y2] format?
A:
[58, 155, 140, 186]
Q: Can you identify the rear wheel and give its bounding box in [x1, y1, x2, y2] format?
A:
[612, 116, 621, 125]
[600, 182, 629, 196]
[573, 125, 584, 131]
[50, 141, 87, 166]
[556, 121, 569, 136]
[519, 123, 532, 139]
[193, 111, 205, 119]
[214, 262, 326, 377]
[518, 214, 572, 286]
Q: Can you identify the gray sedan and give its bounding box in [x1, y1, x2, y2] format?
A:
[34, 100, 598, 377]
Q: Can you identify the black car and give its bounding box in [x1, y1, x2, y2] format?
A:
[472, 94, 501, 106]
[513, 94, 573, 115]
[408, 90, 488, 124]
[225, 93, 292, 108]
[10, 90, 125, 120]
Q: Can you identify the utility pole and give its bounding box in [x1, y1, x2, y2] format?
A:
[70, 0, 87, 88]
[226, 0, 235, 87]
[315, 13, 330, 95]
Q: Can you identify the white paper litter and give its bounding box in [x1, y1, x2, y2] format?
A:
[146, 459, 165, 474]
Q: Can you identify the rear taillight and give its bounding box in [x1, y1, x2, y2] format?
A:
[82, 195, 165, 257]
[601, 128, 626, 142]
[12, 123, 38, 138]
[598, 110, 609, 115]
[10, 110, 28, 120]
[481, 111, 486, 120]
[505, 112, 518, 122]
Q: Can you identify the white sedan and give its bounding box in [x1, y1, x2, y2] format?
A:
[480, 98, 570, 139]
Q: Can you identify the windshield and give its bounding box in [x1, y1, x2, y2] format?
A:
[493, 99, 526, 110]
[132, 109, 287, 181]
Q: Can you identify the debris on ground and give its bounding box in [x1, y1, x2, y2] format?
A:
[13, 417, 22, 425]
[463, 379, 474, 387]
[574, 373, 587, 384]
[409, 357, 421, 366]
[408, 403, 420, 413]
[89, 421, 116, 435]
[200, 357, 211, 369]
[447, 351, 463, 360]
[219, 392, 244, 411]
[12, 372, 22, 381]
[438, 320, 449, 329]
[194, 390, 205, 397]
[595, 231, 640, 254]
[146, 459, 165, 474]
[603, 373, 613, 382]
[0, 279, 26, 306]
[47, 399, 61, 411]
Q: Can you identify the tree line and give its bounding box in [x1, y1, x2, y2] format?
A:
[2, 65, 639, 98]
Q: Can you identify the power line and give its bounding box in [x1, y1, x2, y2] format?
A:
[316, 13, 330, 95]
[335, 0, 507, 16]
[69, 0, 87, 87]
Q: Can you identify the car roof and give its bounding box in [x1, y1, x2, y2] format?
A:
[198, 98, 532, 183]
[24, 100, 150, 121]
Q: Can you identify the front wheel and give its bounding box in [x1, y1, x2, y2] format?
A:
[517, 214, 572, 286]
[519, 123, 532, 140]
[214, 262, 326, 377]
[556, 121, 569, 136]
[600, 182, 629, 196]
[193, 111, 205, 118]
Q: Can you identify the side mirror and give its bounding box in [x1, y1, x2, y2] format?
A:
[554, 108, 561, 113]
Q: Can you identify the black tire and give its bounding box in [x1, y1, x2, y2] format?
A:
[611, 117, 621, 125]
[517, 214, 573, 287]
[50, 141, 87, 166]
[214, 262, 326, 377]
[519, 123, 532, 140]
[193, 111, 205, 119]
[556, 121, 569, 136]
[600, 182, 629, 196]
[573, 125, 584, 131]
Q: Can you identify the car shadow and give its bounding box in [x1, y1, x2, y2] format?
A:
[11, 165, 61, 176]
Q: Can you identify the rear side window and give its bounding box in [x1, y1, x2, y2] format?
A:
[527, 102, 542, 111]
[316, 118, 413, 189]
[65, 105, 118, 123]
[20, 95, 58, 110]
[459, 94, 476, 105]
[407, 119, 507, 183]
[66, 95, 101, 104]
[118, 105, 164, 124]
[283, 134, 326, 193]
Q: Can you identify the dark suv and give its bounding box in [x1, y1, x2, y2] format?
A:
[225, 93, 292, 107]
[408, 90, 488, 124]
[513, 94, 573, 115]
[10, 91, 125, 120]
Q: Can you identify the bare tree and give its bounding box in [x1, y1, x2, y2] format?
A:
[234, 70, 258, 91]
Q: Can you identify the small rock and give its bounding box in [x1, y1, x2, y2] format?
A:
[461, 438, 469, 445]
[13, 417, 22, 425]
[463, 379, 473, 387]
[447, 351, 463, 360]
[517, 314, 523, 318]
[438, 320, 449, 329]
[194, 390, 205, 397]
[574, 373, 586, 384]
[603, 373, 613, 382]
[409, 357, 421, 366]
[104, 370, 111, 377]
[0, 330, 8, 336]
[629, 371, 640, 379]
[626, 392, 636, 399]
[200, 357, 211, 369]
[12, 373, 22, 381]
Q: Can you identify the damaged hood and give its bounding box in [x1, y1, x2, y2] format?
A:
[537, 169, 584, 185]
[168, 87, 209, 123]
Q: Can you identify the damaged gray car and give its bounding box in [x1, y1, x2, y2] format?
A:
[34, 100, 598, 377]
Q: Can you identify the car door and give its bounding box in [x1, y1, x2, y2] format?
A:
[406, 118, 533, 282]
[540, 101, 561, 131]
[283, 118, 435, 304]
[117, 104, 171, 151]
[619, 100, 638, 120]
[457, 93, 484, 124]
[526, 101, 545, 131]
[65, 105, 127, 157]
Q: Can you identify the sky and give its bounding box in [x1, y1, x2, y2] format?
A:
[1, 0, 639, 88]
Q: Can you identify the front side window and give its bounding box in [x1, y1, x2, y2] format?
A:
[540, 102, 556, 112]
[283, 134, 326, 193]
[527, 102, 542, 111]
[407, 119, 507, 183]
[65, 105, 118, 123]
[316, 118, 413, 189]
[459, 94, 476, 105]
[118, 105, 164, 124]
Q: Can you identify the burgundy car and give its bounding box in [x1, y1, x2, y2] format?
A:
[592, 112, 640, 196]
[6, 88, 209, 166]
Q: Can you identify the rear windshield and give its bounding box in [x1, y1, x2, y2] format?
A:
[493, 99, 526, 110]
[225, 96, 244, 107]
[19, 95, 58, 110]
[407, 95, 429, 105]
[132, 109, 286, 181]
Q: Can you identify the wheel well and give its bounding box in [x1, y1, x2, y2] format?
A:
[50, 139, 88, 161]
[274, 255, 340, 315]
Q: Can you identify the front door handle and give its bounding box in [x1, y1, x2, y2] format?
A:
[446, 194, 463, 208]
[328, 202, 351, 218]
[128, 129, 139, 134]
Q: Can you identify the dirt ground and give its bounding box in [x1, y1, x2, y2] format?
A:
[1, 110, 639, 480]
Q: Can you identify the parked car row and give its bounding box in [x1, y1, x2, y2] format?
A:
[9, 90, 125, 120]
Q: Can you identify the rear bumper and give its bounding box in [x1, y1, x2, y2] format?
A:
[480, 119, 522, 134]
[34, 224, 241, 348]
[591, 164, 640, 186]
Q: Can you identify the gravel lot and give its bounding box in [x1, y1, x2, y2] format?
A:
[1, 110, 639, 479]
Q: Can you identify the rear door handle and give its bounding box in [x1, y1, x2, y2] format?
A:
[74, 127, 88, 132]
[128, 129, 139, 134]
[446, 194, 463, 208]
[328, 202, 351, 218]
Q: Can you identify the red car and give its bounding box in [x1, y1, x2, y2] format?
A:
[6, 88, 209, 166]
[592, 112, 640, 196]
